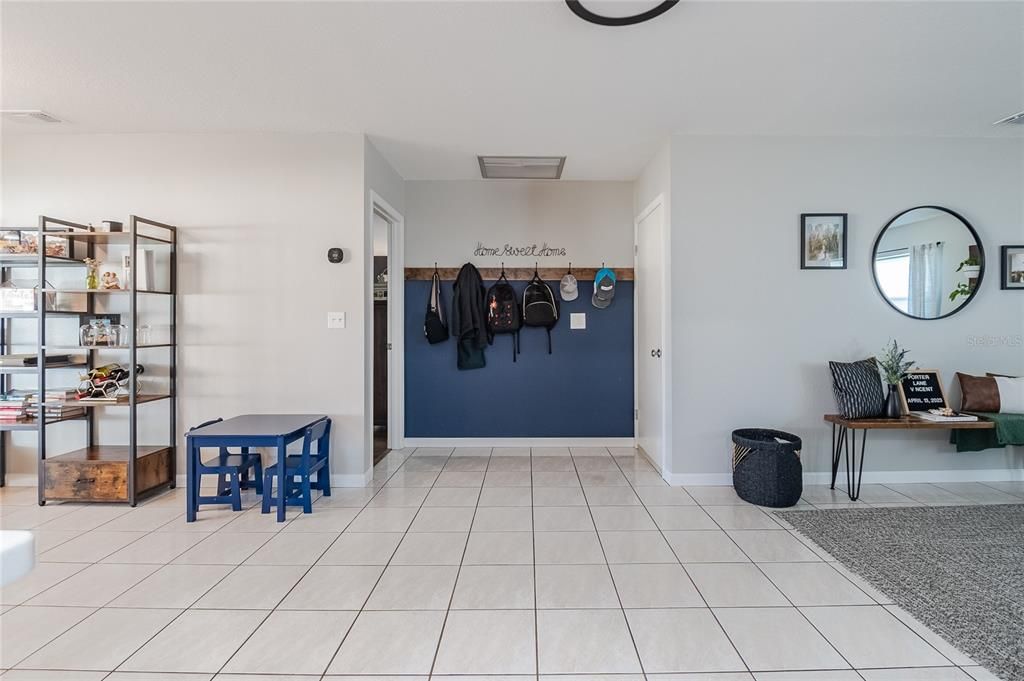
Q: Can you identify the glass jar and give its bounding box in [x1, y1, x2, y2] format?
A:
[111, 323, 129, 347]
[97, 320, 116, 347]
[80, 320, 101, 347]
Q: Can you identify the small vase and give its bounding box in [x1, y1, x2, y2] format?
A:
[885, 384, 902, 419]
[85, 269, 99, 290]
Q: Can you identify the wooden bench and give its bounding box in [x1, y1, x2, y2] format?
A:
[823, 415, 995, 500]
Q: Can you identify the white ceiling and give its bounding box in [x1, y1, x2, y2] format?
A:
[3, 1, 1022, 180]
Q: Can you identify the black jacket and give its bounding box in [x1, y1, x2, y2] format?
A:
[451, 263, 487, 370]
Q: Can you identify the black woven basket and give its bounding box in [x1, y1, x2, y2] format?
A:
[731, 428, 803, 508]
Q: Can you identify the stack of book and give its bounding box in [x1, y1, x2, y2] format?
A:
[0, 397, 28, 421]
[0, 353, 73, 367]
[913, 409, 979, 423]
[24, 389, 86, 421]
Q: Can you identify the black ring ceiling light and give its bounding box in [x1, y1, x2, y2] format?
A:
[566, 0, 679, 26]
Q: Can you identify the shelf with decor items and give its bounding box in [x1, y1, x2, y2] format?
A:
[0, 215, 177, 505]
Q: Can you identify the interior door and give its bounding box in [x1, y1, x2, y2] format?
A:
[636, 202, 665, 471]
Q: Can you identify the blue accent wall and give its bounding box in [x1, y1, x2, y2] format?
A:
[405, 279, 634, 438]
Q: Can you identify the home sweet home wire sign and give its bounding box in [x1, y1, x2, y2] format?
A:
[473, 242, 567, 258]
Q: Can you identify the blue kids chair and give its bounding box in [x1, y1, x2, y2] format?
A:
[261, 417, 332, 514]
[189, 418, 264, 512]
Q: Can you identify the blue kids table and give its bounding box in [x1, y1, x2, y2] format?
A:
[186, 414, 328, 522]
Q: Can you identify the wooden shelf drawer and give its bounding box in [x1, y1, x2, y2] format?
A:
[43, 445, 173, 502]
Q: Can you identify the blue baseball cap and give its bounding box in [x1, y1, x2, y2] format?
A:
[592, 268, 616, 309]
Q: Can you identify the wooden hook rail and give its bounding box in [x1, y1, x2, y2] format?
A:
[405, 266, 634, 281]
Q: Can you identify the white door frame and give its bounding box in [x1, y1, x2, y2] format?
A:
[370, 191, 405, 451]
[634, 194, 672, 479]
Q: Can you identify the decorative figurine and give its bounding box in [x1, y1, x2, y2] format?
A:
[101, 271, 121, 290]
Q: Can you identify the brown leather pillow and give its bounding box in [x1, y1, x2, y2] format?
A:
[957, 372, 1000, 412]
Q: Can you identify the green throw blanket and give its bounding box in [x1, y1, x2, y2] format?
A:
[950, 412, 1024, 452]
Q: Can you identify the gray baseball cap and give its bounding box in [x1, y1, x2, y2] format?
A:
[592, 268, 616, 309]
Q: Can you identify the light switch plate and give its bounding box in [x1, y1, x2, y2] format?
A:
[327, 312, 346, 329]
[570, 312, 586, 330]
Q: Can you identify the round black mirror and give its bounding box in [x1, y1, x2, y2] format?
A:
[872, 206, 984, 320]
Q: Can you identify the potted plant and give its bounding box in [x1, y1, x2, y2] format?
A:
[949, 281, 973, 303]
[956, 257, 981, 278]
[878, 339, 913, 418]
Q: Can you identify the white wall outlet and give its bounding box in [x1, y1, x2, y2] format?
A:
[570, 312, 586, 330]
[327, 312, 346, 329]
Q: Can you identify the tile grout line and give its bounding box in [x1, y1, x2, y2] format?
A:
[773, 495, 982, 672]
[9, 499, 231, 669]
[107, 497, 326, 675]
[574, 446, 647, 677]
[699, 497, 910, 674]
[529, 447, 540, 681]
[4, 491, 251, 670]
[426, 447, 490, 678]
[210, 481, 384, 676]
[307, 446, 428, 676]
[610, 449, 752, 677]
[321, 445, 454, 677]
[787, 482, 998, 670]
[54, 449, 405, 677]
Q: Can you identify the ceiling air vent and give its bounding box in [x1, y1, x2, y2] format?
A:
[1, 109, 63, 124]
[993, 111, 1024, 126]
[478, 156, 566, 180]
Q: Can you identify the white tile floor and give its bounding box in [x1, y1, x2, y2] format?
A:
[2, 448, 1019, 681]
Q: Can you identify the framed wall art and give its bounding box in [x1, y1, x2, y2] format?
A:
[801, 213, 847, 270]
[1001, 245, 1024, 290]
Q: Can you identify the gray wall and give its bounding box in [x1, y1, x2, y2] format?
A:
[405, 180, 634, 269]
[1, 132, 371, 480]
[668, 135, 1024, 481]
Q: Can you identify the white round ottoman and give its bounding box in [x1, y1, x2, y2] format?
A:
[0, 530, 36, 586]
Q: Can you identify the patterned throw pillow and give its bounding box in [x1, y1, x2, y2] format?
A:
[829, 358, 885, 419]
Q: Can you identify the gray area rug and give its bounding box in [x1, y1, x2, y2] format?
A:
[777, 504, 1024, 681]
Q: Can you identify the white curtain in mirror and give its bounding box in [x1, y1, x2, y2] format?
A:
[908, 242, 944, 318]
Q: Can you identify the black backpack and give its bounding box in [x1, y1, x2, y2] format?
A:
[522, 271, 559, 354]
[424, 270, 449, 344]
[486, 272, 521, 361]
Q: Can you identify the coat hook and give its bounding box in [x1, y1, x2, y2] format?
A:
[568, 262, 572, 274]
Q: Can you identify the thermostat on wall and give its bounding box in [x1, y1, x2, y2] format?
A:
[570, 313, 586, 330]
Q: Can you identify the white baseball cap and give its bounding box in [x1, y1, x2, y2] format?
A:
[560, 273, 578, 301]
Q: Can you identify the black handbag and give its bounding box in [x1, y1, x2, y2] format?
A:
[424, 269, 449, 344]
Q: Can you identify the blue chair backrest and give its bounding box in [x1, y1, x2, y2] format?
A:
[190, 419, 229, 458]
[190, 417, 224, 433]
[300, 418, 331, 464]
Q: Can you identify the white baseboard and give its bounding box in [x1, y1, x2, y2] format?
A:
[802, 468, 1024, 485]
[2, 474, 38, 487]
[664, 468, 1024, 487]
[332, 470, 374, 487]
[403, 437, 635, 449]
[664, 473, 733, 486]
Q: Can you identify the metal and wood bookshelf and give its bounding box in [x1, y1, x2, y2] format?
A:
[0, 215, 177, 505]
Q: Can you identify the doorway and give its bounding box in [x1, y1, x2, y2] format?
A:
[371, 211, 390, 464]
[369, 192, 405, 469]
[635, 195, 670, 475]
